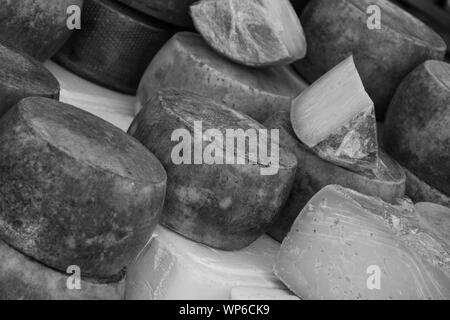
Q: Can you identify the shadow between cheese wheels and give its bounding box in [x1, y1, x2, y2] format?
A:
[0, 43, 60, 119]
[129, 88, 298, 250]
[0, 97, 167, 281]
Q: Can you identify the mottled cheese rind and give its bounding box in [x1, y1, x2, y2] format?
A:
[275, 185, 450, 300]
[0, 97, 167, 281]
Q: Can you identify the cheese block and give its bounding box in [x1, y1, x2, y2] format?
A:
[117, 0, 196, 27]
[384, 60, 450, 196]
[0, 0, 84, 61]
[291, 56, 379, 173]
[190, 0, 307, 67]
[229, 287, 299, 300]
[53, 0, 174, 95]
[0, 43, 60, 119]
[264, 111, 405, 242]
[125, 225, 284, 300]
[0, 97, 167, 281]
[0, 240, 124, 300]
[295, 0, 447, 119]
[404, 167, 450, 209]
[129, 88, 297, 250]
[137, 32, 307, 123]
[275, 185, 450, 300]
[44, 61, 135, 132]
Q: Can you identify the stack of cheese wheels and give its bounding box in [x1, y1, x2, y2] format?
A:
[126, 225, 286, 300]
[0, 0, 84, 61]
[295, 0, 447, 119]
[0, 43, 60, 118]
[0, 97, 167, 299]
[384, 60, 450, 208]
[53, 0, 174, 94]
[137, 32, 308, 123]
[129, 88, 297, 250]
[275, 185, 450, 300]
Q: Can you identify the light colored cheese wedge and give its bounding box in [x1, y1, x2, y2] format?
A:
[190, 0, 307, 67]
[291, 56, 379, 173]
[126, 225, 285, 300]
[229, 287, 299, 300]
[275, 185, 450, 300]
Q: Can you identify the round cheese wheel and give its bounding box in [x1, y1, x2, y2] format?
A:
[384, 60, 450, 197]
[138, 32, 307, 123]
[53, 0, 174, 94]
[0, 240, 124, 300]
[117, 0, 196, 27]
[295, 0, 447, 119]
[0, 0, 84, 61]
[0, 97, 167, 281]
[264, 111, 405, 242]
[0, 43, 60, 118]
[129, 88, 297, 250]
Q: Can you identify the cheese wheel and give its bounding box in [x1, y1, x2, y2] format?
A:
[126, 225, 284, 300]
[384, 60, 450, 196]
[0, 240, 124, 300]
[0, 0, 84, 61]
[129, 88, 297, 250]
[138, 32, 307, 123]
[229, 287, 299, 300]
[295, 0, 447, 119]
[190, 0, 307, 67]
[0, 97, 167, 281]
[53, 0, 174, 94]
[0, 43, 60, 118]
[264, 111, 405, 242]
[275, 185, 450, 300]
[117, 0, 196, 27]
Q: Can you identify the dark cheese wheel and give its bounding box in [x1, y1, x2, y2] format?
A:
[117, 0, 197, 27]
[0, 97, 167, 281]
[264, 111, 405, 242]
[0, 0, 84, 61]
[53, 0, 174, 95]
[0, 43, 60, 118]
[129, 88, 298, 250]
[295, 0, 447, 120]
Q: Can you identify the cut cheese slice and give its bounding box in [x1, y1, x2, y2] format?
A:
[126, 226, 284, 300]
[0, 97, 167, 281]
[0, 43, 60, 118]
[291, 56, 379, 173]
[275, 185, 450, 300]
[53, 0, 174, 94]
[44, 61, 135, 132]
[229, 287, 299, 300]
[138, 32, 307, 122]
[0, 239, 124, 300]
[190, 0, 307, 67]
[0, 0, 84, 61]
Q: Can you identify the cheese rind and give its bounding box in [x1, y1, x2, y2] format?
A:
[53, 0, 174, 94]
[0, 97, 167, 281]
[190, 0, 307, 67]
[129, 88, 297, 250]
[275, 185, 450, 300]
[126, 226, 284, 300]
[0, 0, 84, 61]
[295, 0, 447, 119]
[137, 32, 307, 123]
[0, 240, 124, 300]
[0, 43, 60, 118]
[230, 287, 299, 300]
[384, 60, 450, 196]
[265, 111, 405, 242]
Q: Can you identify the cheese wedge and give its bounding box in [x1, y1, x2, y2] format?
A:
[275, 185, 450, 300]
[191, 0, 307, 67]
[126, 226, 284, 300]
[291, 56, 379, 173]
[0, 97, 167, 281]
[229, 287, 299, 300]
